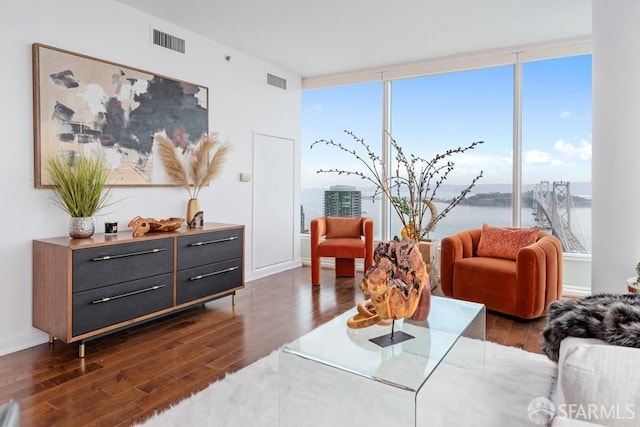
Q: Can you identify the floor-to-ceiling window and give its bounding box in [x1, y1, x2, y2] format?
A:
[301, 81, 383, 239]
[521, 54, 592, 255]
[300, 48, 592, 291]
[391, 66, 514, 241]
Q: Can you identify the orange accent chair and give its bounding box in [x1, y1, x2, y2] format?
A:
[310, 216, 374, 286]
[440, 226, 563, 319]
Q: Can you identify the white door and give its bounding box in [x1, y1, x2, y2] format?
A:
[253, 133, 295, 269]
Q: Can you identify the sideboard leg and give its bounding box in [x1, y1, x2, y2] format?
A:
[78, 342, 85, 358]
[48, 336, 55, 344]
[232, 291, 236, 306]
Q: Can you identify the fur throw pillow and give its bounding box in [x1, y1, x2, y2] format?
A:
[541, 293, 640, 361]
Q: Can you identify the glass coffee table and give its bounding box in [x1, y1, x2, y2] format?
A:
[279, 295, 485, 427]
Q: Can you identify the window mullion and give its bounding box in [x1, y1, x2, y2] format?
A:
[513, 56, 523, 227]
[381, 79, 392, 241]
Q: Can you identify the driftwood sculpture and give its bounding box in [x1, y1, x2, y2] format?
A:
[348, 239, 430, 329]
[128, 216, 184, 237]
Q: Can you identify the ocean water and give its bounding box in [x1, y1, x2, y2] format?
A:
[301, 188, 592, 253]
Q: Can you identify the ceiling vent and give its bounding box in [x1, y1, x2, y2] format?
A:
[267, 73, 287, 90]
[152, 28, 185, 54]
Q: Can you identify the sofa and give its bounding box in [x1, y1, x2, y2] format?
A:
[550, 337, 640, 426]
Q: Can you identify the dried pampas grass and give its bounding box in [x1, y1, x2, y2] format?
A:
[155, 132, 231, 199]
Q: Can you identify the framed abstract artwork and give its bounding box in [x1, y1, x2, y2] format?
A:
[32, 43, 209, 187]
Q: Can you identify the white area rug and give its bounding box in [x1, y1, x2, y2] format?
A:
[137, 340, 555, 427]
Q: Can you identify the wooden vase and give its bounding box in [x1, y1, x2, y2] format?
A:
[417, 239, 439, 290]
[186, 198, 203, 228]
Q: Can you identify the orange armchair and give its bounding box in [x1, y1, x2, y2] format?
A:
[310, 216, 374, 286]
[440, 227, 563, 319]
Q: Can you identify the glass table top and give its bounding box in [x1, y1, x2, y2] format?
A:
[282, 295, 485, 392]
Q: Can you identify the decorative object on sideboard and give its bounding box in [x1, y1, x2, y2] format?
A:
[311, 130, 483, 278]
[68, 217, 95, 239]
[348, 239, 430, 330]
[156, 133, 231, 228]
[32, 43, 208, 188]
[47, 152, 114, 239]
[128, 216, 185, 237]
[186, 199, 203, 228]
[129, 216, 150, 237]
[104, 221, 118, 235]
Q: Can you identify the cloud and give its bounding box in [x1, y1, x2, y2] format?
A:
[499, 149, 513, 165]
[560, 110, 572, 119]
[311, 104, 323, 112]
[523, 139, 591, 167]
[554, 139, 592, 160]
[525, 150, 551, 164]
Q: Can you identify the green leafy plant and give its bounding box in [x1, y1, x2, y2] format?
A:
[311, 130, 484, 240]
[47, 153, 113, 217]
[155, 132, 231, 199]
[635, 261, 640, 285]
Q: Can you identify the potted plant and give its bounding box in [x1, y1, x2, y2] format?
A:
[47, 152, 113, 238]
[311, 130, 484, 287]
[155, 132, 231, 228]
[627, 262, 640, 293]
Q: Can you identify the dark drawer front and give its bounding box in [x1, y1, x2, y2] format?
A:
[72, 273, 173, 336]
[73, 239, 174, 292]
[177, 258, 242, 305]
[177, 228, 243, 271]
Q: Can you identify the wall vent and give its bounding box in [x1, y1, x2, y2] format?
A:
[267, 73, 287, 90]
[152, 29, 185, 54]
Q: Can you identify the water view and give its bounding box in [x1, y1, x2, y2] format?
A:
[301, 187, 592, 254]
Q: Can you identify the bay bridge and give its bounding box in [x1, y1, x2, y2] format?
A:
[532, 181, 588, 253]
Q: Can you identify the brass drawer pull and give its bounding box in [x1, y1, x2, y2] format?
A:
[91, 284, 166, 304]
[189, 236, 239, 247]
[189, 266, 239, 281]
[92, 248, 165, 262]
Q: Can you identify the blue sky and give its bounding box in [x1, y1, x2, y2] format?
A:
[301, 54, 592, 190]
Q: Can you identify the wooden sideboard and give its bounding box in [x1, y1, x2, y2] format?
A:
[33, 222, 244, 357]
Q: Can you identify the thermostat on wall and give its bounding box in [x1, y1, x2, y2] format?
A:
[240, 172, 251, 182]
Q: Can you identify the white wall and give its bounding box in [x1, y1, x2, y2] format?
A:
[0, 0, 301, 355]
[592, 0, 640, 293]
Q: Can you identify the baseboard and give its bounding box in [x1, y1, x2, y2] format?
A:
[300, 257, 367, 272]
[0, 329, 49, 356]
[246, 260, 302, 282]
[562, 285, 591, 298]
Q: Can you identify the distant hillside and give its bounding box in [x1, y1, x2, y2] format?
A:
[457, 190, 591, 207]
[437, 182, 592, 197]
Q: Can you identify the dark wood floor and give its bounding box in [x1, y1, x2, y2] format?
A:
[0, 266, 548, 427]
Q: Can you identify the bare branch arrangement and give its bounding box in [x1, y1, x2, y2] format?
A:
[311, 130, 484, 240]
